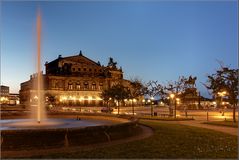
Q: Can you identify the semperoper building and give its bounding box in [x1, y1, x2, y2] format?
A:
[19, 51, 137, 107]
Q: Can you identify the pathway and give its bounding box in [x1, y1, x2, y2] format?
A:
[158, 120, 238, 136]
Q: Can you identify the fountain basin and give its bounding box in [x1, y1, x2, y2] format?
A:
[0, 118, 117, 130]
[1, 115, 141, 151]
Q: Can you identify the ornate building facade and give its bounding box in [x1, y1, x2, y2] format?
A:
[19, 52, 134, 106]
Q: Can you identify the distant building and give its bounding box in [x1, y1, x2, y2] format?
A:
[0, 85, 10, 104]
[0, 85, 19, 105]
[20, 52, 141, 106]
[0, 85, 9, 96]
[8, 93, 20, 105]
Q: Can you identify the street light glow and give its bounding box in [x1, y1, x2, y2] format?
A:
[170, 94, 175, 99]
[217, 91, 227, 96]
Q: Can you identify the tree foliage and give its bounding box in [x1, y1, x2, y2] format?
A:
[101, 83, 130, 105]
[129, 78, 146, 99]
[145, 80, 161, 98]
[205, 66, 238, 105]
[204, 65, 238, 122]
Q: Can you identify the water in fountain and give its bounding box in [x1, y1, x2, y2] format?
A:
[30, 9, 46, 123]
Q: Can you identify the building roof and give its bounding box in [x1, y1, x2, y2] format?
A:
[46, 51, 101, 67]
[0, 85, 9, 88]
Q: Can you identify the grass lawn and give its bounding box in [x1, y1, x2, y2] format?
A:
[29, 120, 238, 159]
[203, 121, 238, 128]
[139, 115, 194, 121]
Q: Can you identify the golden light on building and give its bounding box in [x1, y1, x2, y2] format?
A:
[176, 98, 180, 104]
[97, 97, 102, 101]
[19, 53, 136, 107]
[0, 97, 9, 103]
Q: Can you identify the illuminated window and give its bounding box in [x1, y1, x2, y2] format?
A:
[92, 82, 96, 90]
[84, 82, 89, 90]
[68, 83, 73, 90]
[76, 83, 81, 90]
[99, 83, 103, 90]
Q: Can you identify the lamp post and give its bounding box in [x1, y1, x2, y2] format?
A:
[217, 91, 226, 106]
[170, 94, 176, 118]
[217, 91, 227, 117]
[150, 97, 154, 116]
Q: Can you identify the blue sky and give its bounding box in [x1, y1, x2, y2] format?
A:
[1, 1, 238, 97]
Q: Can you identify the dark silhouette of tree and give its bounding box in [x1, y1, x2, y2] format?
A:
[101, 84, 130, 114]
[164, 76, 188, 118]
[101, 89, 112, 110]
[129, 78, 145, 99]
[145, 80, 160, 116]
[129, 78, 145, 115]
[111, 84, 130, 114]
[204, 65, 238, 122]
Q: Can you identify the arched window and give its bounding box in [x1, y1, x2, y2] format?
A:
[92, 82, 96, 90]
[68, 82, 73, 90]
[76, 82, 81, 90]
[99, 82, 103, 90]
[84, 82, 89, 90]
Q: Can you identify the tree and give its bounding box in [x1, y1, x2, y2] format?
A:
[129, 78, 145, 115]
[145, 81, 160, 116]
[204, 65, 238, 122]
[164, 76, 188, 118]
[101, 89, 112, 110]
[111, 84, 130, 114]
[101, 84, 130, 114]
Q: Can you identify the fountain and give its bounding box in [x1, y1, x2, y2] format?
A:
[36, 9, 43, 123]
[29, 9, 46, 124]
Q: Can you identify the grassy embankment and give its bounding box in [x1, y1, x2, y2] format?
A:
[29, 120, 237, 159]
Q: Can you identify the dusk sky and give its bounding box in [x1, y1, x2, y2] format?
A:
[1, 1, 238, 98]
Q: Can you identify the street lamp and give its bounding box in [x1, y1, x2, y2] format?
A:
[217, 91, 227, 108]
[150, 97, 154, 116]
[170, 94, 177, 118]
[170, 94, 175, 99]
